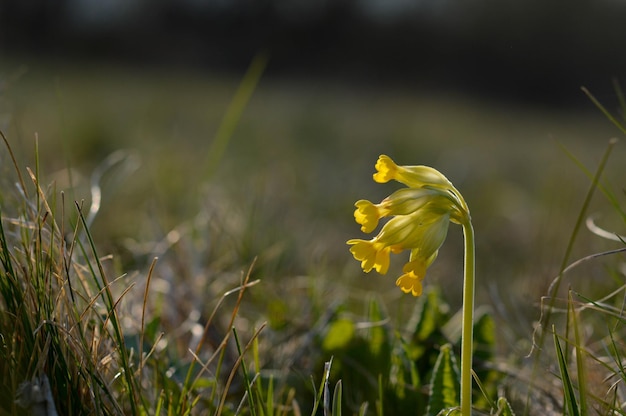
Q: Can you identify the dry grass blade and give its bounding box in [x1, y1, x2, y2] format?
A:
[139, 256, 159, 379]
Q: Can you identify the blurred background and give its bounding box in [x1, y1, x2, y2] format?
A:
[3, 0, 626, 104]
[1, 0, 626, 364]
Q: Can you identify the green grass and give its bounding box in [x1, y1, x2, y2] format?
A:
[1, 58, 626, 414]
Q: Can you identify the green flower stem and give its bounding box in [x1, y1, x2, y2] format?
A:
[460, 220, 475, 416]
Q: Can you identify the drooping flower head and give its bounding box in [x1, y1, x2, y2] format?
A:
[348, 155, 470, 296]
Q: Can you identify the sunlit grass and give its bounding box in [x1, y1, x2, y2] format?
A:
[1, 59, 626, 414]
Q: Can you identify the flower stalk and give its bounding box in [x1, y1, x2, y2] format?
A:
[460, 220, 475, 416]
[348, 155, 475, 415]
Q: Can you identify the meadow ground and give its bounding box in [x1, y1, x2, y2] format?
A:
[1, 59, 625, 414]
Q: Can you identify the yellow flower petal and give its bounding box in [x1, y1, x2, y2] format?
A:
[346, 239, 390, 274]
[395, 271, 423, 296]
[402, 260, 427, 278]
[373, 154, 453, 190]
[354, 200, 381, 233]
[374, 246, 391, 274]
[373, 155, 398, 183]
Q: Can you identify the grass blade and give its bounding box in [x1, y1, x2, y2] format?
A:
[332, 380, 342, 416]
[233, 326, 257, 416]
[204, 52, 268, 180]
[496, 397, 516, 416]
[75, 202, 139, 415]
[569, 291, 587, 415]
[553, 326, 580, 416]
[581, 87, 626, 135]
[527, 138, 618, 415]
[311, 359, 332, 416]
[612, 78, 626, 121]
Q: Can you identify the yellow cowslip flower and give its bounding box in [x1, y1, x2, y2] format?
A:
[351, 154, 477, 415]
[353, 187, 444, 233]
[374, 154, 468, 215]
[353, 186, 467, 233]
[374, 154, 452, 189]
[348, 155, 470, 296]
[346, 239, 391, 274]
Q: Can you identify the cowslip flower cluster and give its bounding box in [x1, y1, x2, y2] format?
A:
[347, 155, 470, 296]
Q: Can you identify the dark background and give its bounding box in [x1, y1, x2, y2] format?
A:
[2, 0, 626, 107]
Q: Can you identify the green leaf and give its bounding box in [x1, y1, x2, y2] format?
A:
[411, 288, 446, 343]
[367, 297, 389, 357]
[322, 319, 355, 352]
[471, 309, 499, 409]
[366, 296, 392, 380]
[473, 309, 495, 359]
[427, 344, 460, 416]
[553, 327, 580, 416]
